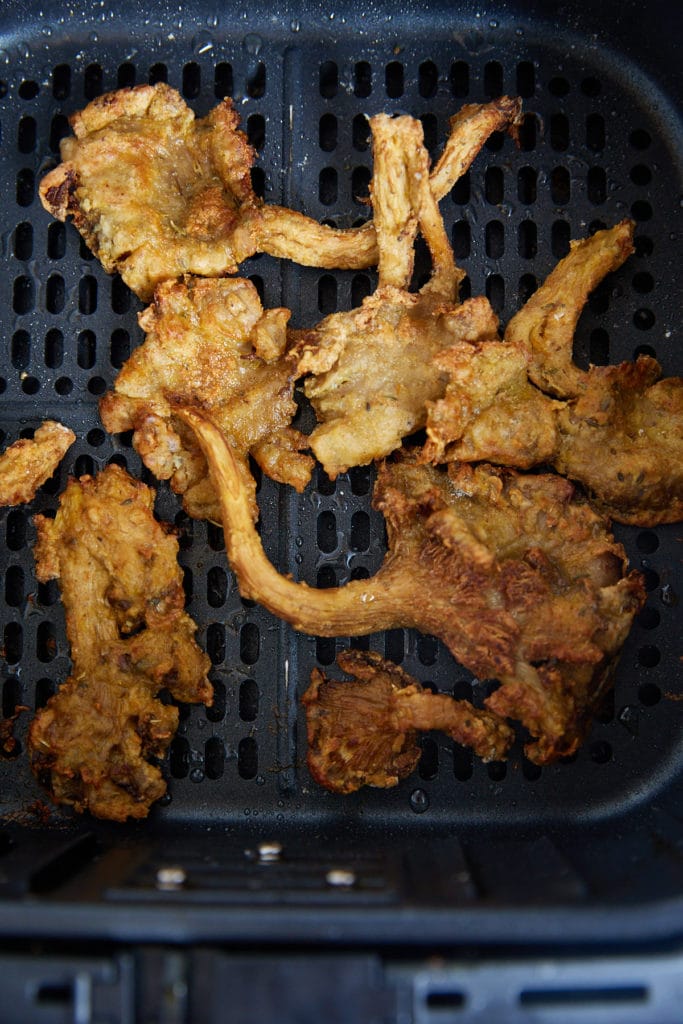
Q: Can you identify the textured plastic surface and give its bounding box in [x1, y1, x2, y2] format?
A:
[0, 0, 682, 947]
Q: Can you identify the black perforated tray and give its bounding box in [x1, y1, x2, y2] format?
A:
[0, 0, 682, 951]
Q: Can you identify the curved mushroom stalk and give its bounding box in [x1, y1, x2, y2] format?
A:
[179, 407, 645, 764]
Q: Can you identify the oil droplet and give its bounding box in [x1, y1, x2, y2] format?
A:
[290, 19, 301, 32]
[243, 33, 263, 56]
[255, 773, 265, 785]
[661, 584, 678, 606]
[190, 767, 205, 783]
[410, 788, 430, 813]
[193, 30, 214, 55]
[206, 14, 219, 28]
[618, 704, 639, 736]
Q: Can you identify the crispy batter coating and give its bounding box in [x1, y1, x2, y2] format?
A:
[40, 85, 521, 299]
[505, 220, 635, 397]
[100, 275, 313, 523]
[180, 407, 644, 764]
[422, 220, 683, 525]
[27, 465, 212, 821]
[294, 113, 500, 478]
[555, 357, 683, 525]
[39, 84, 260, 300]
[303, 650, 515, 793]
[0, 421, 75, 507]
[423, 339, 561, 467]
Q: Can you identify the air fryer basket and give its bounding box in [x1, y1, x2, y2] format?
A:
[0, 0, 682, 957]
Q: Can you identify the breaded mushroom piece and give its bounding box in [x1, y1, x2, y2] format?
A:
[0, 421, 75, 506]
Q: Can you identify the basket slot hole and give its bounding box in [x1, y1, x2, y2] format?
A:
[16, 168, 34, 207]
[182, 62, 200, 99]
[318, 274, 337, 315]
[485, 274, 505, 318]
[351, 273, 372, 307]
[52, 63, 71, 99]
[352, 165, 371, 204]
[169, 736, 190, 779]
[240, 623, 260, 666]
[551, 220, 570, 259]
[317, 510, 337, 554]
[37, 621, 58, 662]
[205, 737, 225, 780]
[484, 60, 503, 98]
[485, 166, 504, 205]
[84, 63, 103, 100]
[517, 166, 537, 205]
[452, 221, 471, 259]
[589, 327, 610, 365]
[35, 678, 56, 710]
[17, 116, 36, 154]
[247, 112, 266, 150]
[246, 62, 266, 99]
[319, 60, 338, 98]
[3, 624, 22, 665]
[49, 113, 70, 154]
[19, 80, 39, 100]
[630, 129, 651, 150]
[207, 566, 228, 608]
[518, 220, 537, 259]
[349, 465, 372, 496]
[385, 61, 404, 99]
[319, 112, 337, 152]
[111, 275, 131, 314]
[350, 510, 370, 553]
[453, 744, 473, 781]
[451, 170, 470, 205]
[46, 274, 65, 314]
[117, 62, 136, 89]
[485, 220, 504, 259]
[550, 113, 569, 151]
[417, 112, 437, 157]
[6, 510, 27, 551]
[13, 276, 34, 314]
[384, 629, 404, 665]
[450, 60, 469, 98]
[74, 454, 95, 477]
[77, 330, 96, 369]
[548, 75, 570, 97]
[110, 328, 130, 368]
[47, 222, 66, 260]
[417, 635, 438, 666]
[44, 328, 64, 369]
[316, 638, 337, 665]
[238, 736, 258, 780]
[11, 330, 30, 370]
[4, 566, 24, 609]
[418, 737, 439, 780]
[149, 62, 167, 85]
[206, 624, 225, 666]
[206, 679, 226, 722]
[517, 113, 537, 152]
[587, 166, 606, 204]
[520, 985, 647, 1009]
[239, 678, 259, 722]
[354, 61, 371, 98]
[319, 167, 337, 206]
[206, 522, 224, 552]
[352, 113, 370, 152]
[518, 273, 537, 305]
[586, 113, 605, 152]
[551, 166, 570, 205]
[14, 222, 33, 260]
[516, 61, 535, 98]
[419, 60, 438, 99]
[215, 62, 233, 98]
